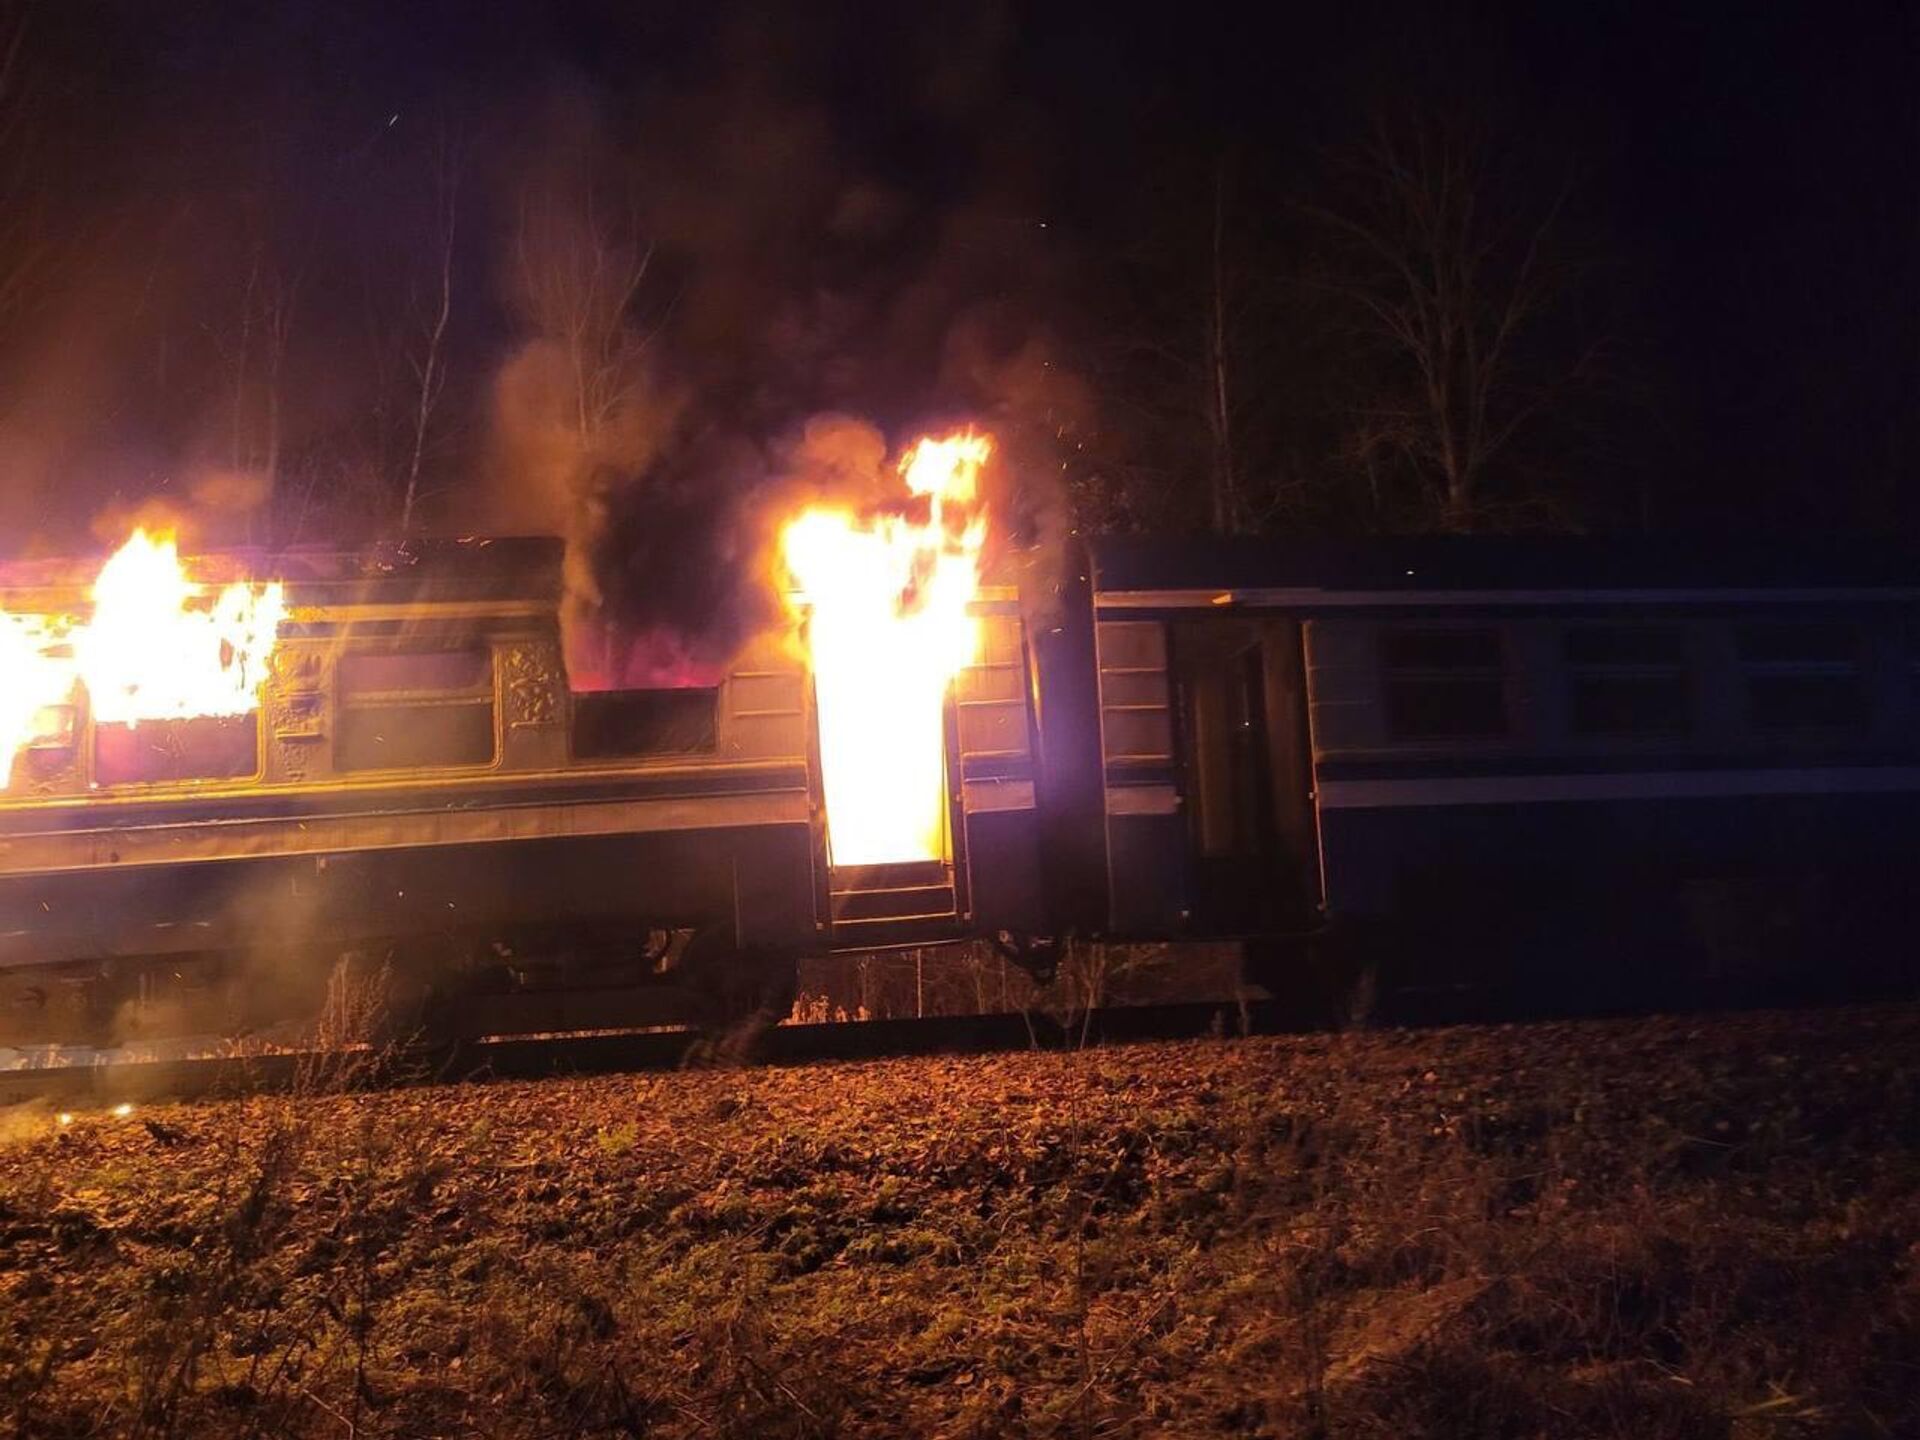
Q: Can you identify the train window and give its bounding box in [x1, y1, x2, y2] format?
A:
[1381, 629, 1502, 670]
[1744, 674, 1868, 731]
[7, 703, 77, 787]
[1736, 623, 1866, 732]
[1381, 627, 1507, 738]
[1736, 623, 1856, 666]
[1564, 626, 1686, 668]
[572, 688, 719, 759]
[1565, 626, 1690, 736]
[336, 646, 496, 771]
[95, 715, 259, 784]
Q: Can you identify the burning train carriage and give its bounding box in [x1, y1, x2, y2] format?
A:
[0, 426, 1053, 1050]
[0, 537, 823, 1046]
[7, 518, 1915, 1051]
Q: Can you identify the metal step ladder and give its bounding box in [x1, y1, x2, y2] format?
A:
[827, 860, 965, 950]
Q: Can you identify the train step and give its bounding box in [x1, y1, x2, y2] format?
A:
[827, 913, 970, 951]
[829, 883, 958, 923]
[828, 861, 949, 894]
[828, 861, 960, 928]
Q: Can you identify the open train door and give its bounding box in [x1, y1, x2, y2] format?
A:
[816, 590, 1046, 954]
[1092, 603, 1321, 943]
[1169, 616, 1322, 936]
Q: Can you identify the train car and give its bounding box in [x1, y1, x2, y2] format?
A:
[1073, 535, 1920, 1011]
[0, 538, 830, 1046]
[6, 528, 1914, 1050]
[0, 535, 1054, 1048]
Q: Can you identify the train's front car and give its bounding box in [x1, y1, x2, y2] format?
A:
[0, 530, 823, 1055]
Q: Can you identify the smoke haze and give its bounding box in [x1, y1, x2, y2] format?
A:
[0, 1, 1906, 591]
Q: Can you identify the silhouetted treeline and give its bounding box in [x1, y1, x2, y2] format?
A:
[0, 1, 1910, 569]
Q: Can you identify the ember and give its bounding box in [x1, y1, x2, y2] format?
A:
[781, 432, 991, 866]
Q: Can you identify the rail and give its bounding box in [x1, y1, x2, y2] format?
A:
[0, 1002, 1280, 1105]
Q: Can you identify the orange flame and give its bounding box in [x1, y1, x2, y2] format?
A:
[1, 528, 285, 781]
[75, 529, 285, 726]
[781, 432, 991, 866]
[0, 611, 77, 774]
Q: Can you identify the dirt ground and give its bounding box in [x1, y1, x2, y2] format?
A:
[2, 1003, 1917, 1438]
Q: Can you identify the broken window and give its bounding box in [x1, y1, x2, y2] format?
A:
[572, 688, 719, 759]
[8, 702, 78, 787]
[95, 715, 259, 785]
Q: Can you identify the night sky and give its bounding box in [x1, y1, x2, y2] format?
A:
[0, 1, 1913, 575]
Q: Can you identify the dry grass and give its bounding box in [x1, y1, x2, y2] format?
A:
[1, 1002, 1916, 1437]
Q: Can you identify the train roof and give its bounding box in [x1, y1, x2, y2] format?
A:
[0, 535, 564, 607]
[1090, 535, 1920, 602]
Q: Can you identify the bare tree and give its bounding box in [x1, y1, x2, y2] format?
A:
[1098, 151, 1307, 536]
[398, 133, 462, 532]
[511, 169, 659, 465]
[1309, 111, 1604, 531]
[0, 1, 62, 330]
[501, 161, 672, 657]
[1203, 157, 1241, 533]
[201, 209, 300, 542]
[0, 4, 39, 301]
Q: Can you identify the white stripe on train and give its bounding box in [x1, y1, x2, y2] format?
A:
[1314, 766, 1920, 811]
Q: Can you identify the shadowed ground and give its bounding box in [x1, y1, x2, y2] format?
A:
[2, 1004, 1916, 1437]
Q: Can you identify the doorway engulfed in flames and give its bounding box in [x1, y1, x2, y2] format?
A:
[780, 431, 992, 869]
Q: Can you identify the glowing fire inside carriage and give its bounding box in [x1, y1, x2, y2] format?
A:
[1, 528, 286, 779]
[1, 430, 992, 848]
[0, 432, 1033, 1050]
[780, 431, 992, 868]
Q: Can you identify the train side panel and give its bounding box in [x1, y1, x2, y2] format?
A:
[0, 553, 822, 1043]
[953, 606, 1047, 938]
[1303, 604, 1920, 1002]
[1094, 618, 1187, 935]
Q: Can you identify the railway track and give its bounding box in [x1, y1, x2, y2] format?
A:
[0, 1000, 1283, 1105]
[5, 976, 1856, 1107]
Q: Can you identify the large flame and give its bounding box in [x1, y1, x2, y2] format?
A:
[782, 432, 991, 867]
[1, 528, 284, 781]
[75, 529, 285, 725]
[0, 612, 78, 774]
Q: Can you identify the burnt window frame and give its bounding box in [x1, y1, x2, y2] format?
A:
[1378, 625, 1511, 742]
[570, 686, 722, 762]
[1734, 620, 1869, 736]
[334, 643, 499, 774]
[5, 697, 83, 791]
[92, 712, 264, 787]
[1561, 623, 1693, 740]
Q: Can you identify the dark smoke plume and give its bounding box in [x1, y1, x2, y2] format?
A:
[484, 24, 1092, 688]
[0, 4, 1097, 626]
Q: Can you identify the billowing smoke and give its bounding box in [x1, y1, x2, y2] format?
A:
[0, 4, 1101, 655]
[484, 39, 1093, 689]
